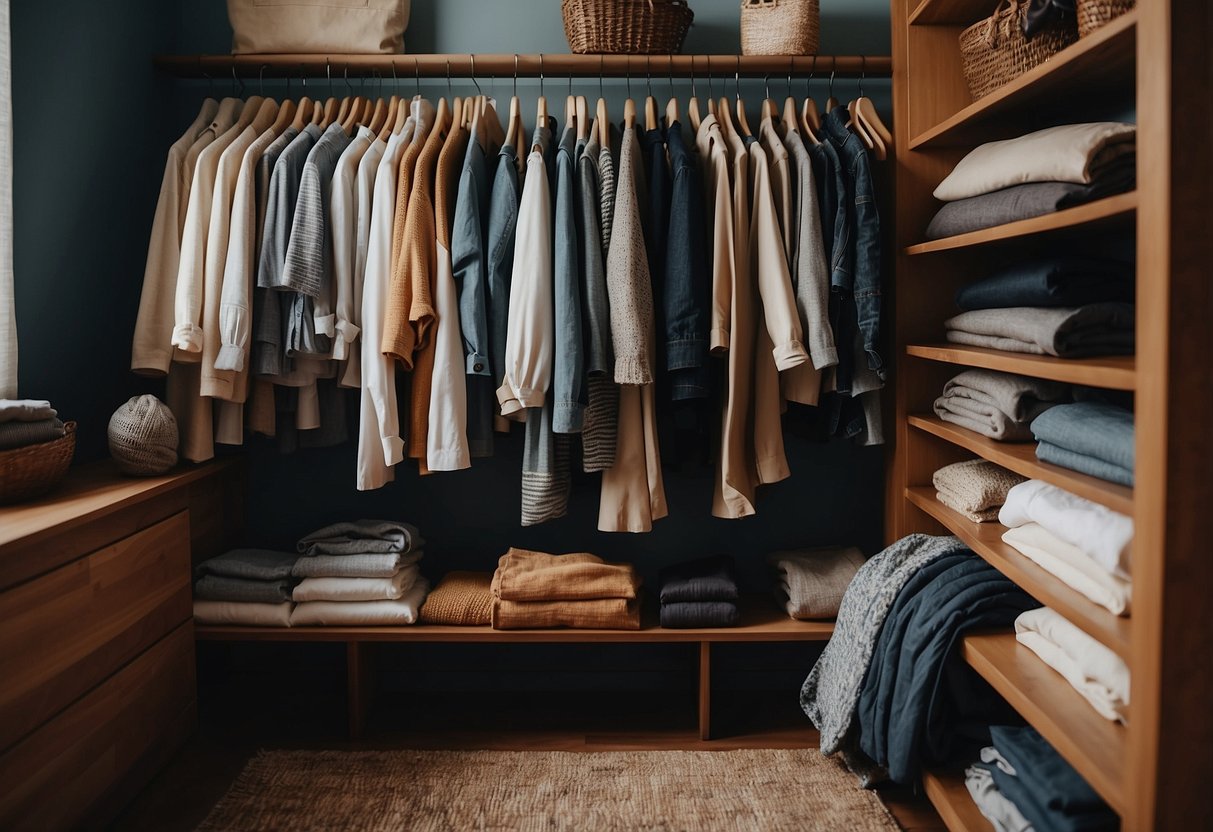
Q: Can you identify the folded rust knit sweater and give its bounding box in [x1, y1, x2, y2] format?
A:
[418, 571, 493, 626]
[491, 548, 640, 602]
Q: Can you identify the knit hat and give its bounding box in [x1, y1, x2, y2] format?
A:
[107, 395, 178, 476]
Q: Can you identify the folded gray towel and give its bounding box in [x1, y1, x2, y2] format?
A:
[297, 520, 424, 556]
[933, 370, 1070, 441]
[0, 399, 56, 423]
[292, 550, 424, 579]
[0, 417, 65, 449]
[768, 547, 867, 620]
[194, 574, 295, 604]
[945, 303, 1135, 358]
[195, 549, 300, 581]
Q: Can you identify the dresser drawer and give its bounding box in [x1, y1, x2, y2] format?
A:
[0, 510, 192, 751]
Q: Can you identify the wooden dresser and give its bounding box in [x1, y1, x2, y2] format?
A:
[0, 460, 243, 831]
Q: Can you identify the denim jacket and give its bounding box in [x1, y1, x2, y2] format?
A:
[664, 121, 710, 400]
[486, 141, 520, 428]
[553, 124, 586, 433]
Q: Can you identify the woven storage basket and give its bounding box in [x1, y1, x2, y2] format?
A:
[561, 0, 693, 54]
[741, 0, 820, 56]
[0, 421, 76, 505]
[1076, 0, 1133, 36]
[959, 0, 1077, 101]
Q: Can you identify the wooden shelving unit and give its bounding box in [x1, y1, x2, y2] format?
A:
[905, 344, 1136, 390]
[921, 769, 994, 832]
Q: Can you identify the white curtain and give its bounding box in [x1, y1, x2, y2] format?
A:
[0, 0, 13, 398]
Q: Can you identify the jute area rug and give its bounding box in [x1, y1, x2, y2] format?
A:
[197, 748, 900, 831]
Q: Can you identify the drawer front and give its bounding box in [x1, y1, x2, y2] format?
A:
[0, 623, 196, 832]
[0, 511, 192, 751]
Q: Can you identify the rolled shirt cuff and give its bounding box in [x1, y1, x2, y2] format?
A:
[171, 323, 204, 353]
[771, 339, 810, 371]
[214, 344, 246, 373]
[466, 351, 491, 376]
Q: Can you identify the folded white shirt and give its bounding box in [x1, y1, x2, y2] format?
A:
[193, 599, 293, 627]
[1015, 607, 1129, 723]
[965, 762, 1032, 832]
[1002, 523, 1131, 615]
[290, 578, 429, 626]
[934, 121, 1137, 202]
[999, 479, 1133, 579]
[292, 564, 420, 602]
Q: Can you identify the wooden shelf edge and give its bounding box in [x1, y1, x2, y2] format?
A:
[907, 414, 1135, 515]
[906, 192, 1137, 255]
[909, 10, 1138, 147]
[922, 769, 995, 832]
[962, 633, 1127, 815]
[905, 487, 1132, 658]
[905, 344, 1136, 391]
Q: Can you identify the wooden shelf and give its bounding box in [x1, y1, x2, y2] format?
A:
[908, 415, 1134, 515]
[905, 487, 1131, 658]
[196, 598, 834, 643]
[909, 11, 1137, 148]
[962, 633, 1126, 815]
[908, 0, 998, 26]
[906, 344, 1136, 391]
[906, 192, 1136, 255]
[922, 769, 994, 832]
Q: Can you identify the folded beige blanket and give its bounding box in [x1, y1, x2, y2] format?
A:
[768, 547, 866, 620]
[933, 459, 1026, 523]
[419, 571, 494, 626]
[491, 597, 641, 630]
[492, 548, 640, 602]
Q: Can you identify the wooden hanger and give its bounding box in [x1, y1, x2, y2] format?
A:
[377, 96, 399, 142]
[480, 96, 506, 152]
[733, 60, 752, 139]
[825, 65, 840, 113]
[270, 99, 296, 136]
[250, 97, 279, 134]
[315, 96, 332, 126]
[848, 61, 892, 160]
[687, 57, 703, 133]
[576, 96, 589, 143]
[666, 96, 680, 130]
[596, 96, 609, 148]
[716, 95, 736, 139]
[623, 95, 637, 130]
[233, 95, 264, 132]
[291, 97, 313, 131]
[339, 97, 363, 135]
[368, 97, 389, 135]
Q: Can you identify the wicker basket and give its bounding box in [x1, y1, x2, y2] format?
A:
[561, 0, 694, 54]
[0, 421, 76, 505]
[1076, 0, 1133, 36]
[959, 0, 1077, 102]
[741, 0, 820, 56]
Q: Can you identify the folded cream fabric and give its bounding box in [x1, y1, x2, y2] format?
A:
[292, 550, 423, 579]
[1015, 607, 1129, 723]
[193, 599, 293, 627]
[419, 571, 494, 625]
[290, 578, 429, 626]
[934, 122, 1137, 202]
[0, 399, 56, 423]
[945, 304, 1136, 358]
[292, 565, 420, 602]
[1002, 523, 1131, 615]
[768, 547, 867, 620]
[1000, 479, 1132, 579]
[933, 460, 1026, 522]
[933, 369, 1069, 442]
[492, 548, 640, 602]
[491, 596, 641, 630]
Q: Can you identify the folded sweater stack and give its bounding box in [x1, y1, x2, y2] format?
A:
[927, 122, 1137, 239]
[1015, 607, 1130, 723]
[1031, 401, 1135, 486]
[0, 399, 66, 451]
[933, 369, 1070, 442]
[193, 548, 300, 627]
[768, 547, 866, 620]
[490, 548, 641, 630]
[657, 556, 739, 628]
[933, 459, 1026, 523]
[290, 520, 428, 626]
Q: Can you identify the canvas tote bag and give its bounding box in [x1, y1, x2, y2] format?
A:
[227, 0, 411, 54]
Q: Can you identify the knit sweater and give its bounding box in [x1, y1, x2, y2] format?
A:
[605, 126, 655, 386]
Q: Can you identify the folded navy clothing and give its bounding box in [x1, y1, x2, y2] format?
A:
[956, 258, 1134, 311]
[926, 156, 1135, 240]
[658, 555, 739, 603]
[194, 574, 296, 604]
[195, 549, 300, 582]
[989, 725, 1117, 832]
[659, 600, 740, 629]
[1031, 402, 1134, 486]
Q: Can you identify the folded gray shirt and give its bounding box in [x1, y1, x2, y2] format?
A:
[292, 550, 424, 579]
[934, 369, 1070, 441]
[194, 574, 296, 604]
[945, 303, 1135, 358]
[0, 417, 65, 449]
[297, 519, 424, 556]
[195, 548, 300, 581]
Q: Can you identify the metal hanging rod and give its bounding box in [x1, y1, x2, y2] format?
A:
[153, 53, 892, 80]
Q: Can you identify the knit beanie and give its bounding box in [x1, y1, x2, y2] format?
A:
[107, 395, 178, 476]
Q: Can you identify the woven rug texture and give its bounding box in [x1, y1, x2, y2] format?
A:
[197, 748, 899, 831]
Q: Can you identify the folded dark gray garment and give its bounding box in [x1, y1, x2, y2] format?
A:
[658, 555, 739, 603]
[934, 369, 1070, 441]
[292, 550, 424, 579]
[955, 257, 1134, 311]
[659, 600, 740, 629]
[926, 156, 1136, 240]
[0, 417, 65, 450]
[194, 574, 296, 604]
[297, 519, 424, 555]
[1031, 401, 1134, 485]
[945, 303, 1135, 358]
[195, 548, 300, 581]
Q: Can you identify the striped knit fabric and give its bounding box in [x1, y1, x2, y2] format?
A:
[521, 399, 570, 527]
[581, 375, 618, 472]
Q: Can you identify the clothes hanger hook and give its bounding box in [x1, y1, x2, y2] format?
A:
[646, 56, 652, 97]
[735, 56, 741, 102]
[599, 55, 605, 100]
[327, 58, 333, 99]
[626, 61, 632, 100]
[470, 54, 483, 97]
[668, 54, 675, 100]
[391, 59, 397, 84]
[414, 57, 420, 98]
[807, 54, 816, 97]
[689, 54, 696, 99]
[260, 64, 268, 98]
[539, 53, 544, 100]
[513, 54, 519, 98]
[828, 64, 836, 100]
[706, 56, 713, 101]
[568, 66, 573, 98]
[859, 54, 866, 99]
[787, 56, 794, 99]
[344, 64, 353, 95]
[446, 59, 452, 99]
[764, 73, 770, 102]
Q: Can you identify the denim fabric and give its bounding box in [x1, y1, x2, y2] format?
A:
[486, 142, 521, 421]
[451, 135, 496, 456]
[806, 138, 848, 280]
[956, 257, 1134, 311]
[664, 121, 711, 401]
[553, 125, 586, 433]
[578, 132, 612, 376]
[1031, 401, 1135, 486]
[822, 108, 884, 381]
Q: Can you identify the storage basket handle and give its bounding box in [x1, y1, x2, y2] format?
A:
[983, 0, 1025, 47]
[743, 0, 780, 8]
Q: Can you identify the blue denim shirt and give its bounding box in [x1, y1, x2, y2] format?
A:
[553, 124, 586, 433]
[451, 134, 497, 456]
[486, 141, 520, 419]
[664, 121, 710, 400]
[805, 138, 848, 287]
